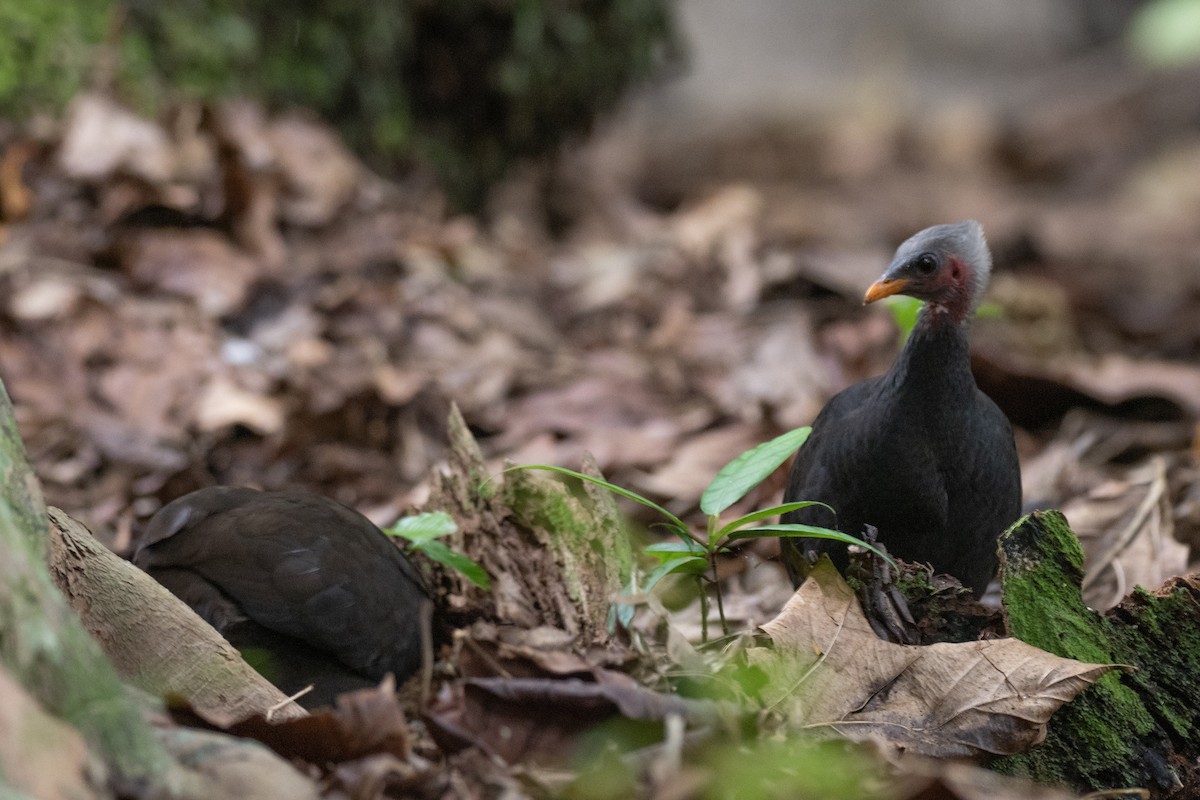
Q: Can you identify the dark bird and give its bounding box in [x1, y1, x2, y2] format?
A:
[781, 221, 1021, 596]
[134, 486, 430, 707]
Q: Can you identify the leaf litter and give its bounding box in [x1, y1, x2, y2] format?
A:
[3, 70, 1200, 798]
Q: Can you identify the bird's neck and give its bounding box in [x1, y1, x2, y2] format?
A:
[888, 312, 974, 401]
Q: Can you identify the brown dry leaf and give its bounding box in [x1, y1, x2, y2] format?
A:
[7, 274, 85, 321]
[207, 677, 416, 766]
[704, 307, 831, 427]
[978, 346, 1200, 421]
[268, 114, 362, 227]
[750, 560, 1117, 758]
[456, 621, 601, 680]
[496, 350, 695, 472]
[326, 753, 439, 800]
[0, 666, 107, 799]
[635, 422, 764, 500]
[669, 184, 762, 260]
[425, 676, 713, 766]
[1, 139, 36, 220]
[58, 93, 173, 183]
[1067, 457, 1190, 612]
[195, 376, 285, 434]
[896, 759, 1082, 800]
[116, 228, 259, 316]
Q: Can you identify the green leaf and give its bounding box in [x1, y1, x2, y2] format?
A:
[887, 297, 1003, 344]
[505, 464, 693, 538]
[700, 427, 811, 516]
[975, 300, 1004, 319]
[727, 523, 897, 569]
[882, 295, 924, 344]
[716, 500, 834, 539]
[384, 510, 458, 543]
[413, 539, 490, 589]
[643, 554, 708, 593]
[644, 540, 707, 561]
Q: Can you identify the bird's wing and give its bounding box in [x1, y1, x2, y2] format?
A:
[784, 377, 882, 527]
[962, 389, 1022, 525]
[141, 491, 427, 679]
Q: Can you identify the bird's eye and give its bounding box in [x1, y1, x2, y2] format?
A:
[914, 253, 939, 274]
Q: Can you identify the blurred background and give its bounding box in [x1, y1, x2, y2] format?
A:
[2, 0, 1199, 617]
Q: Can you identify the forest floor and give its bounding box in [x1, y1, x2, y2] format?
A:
[4, 56, 1200, 798]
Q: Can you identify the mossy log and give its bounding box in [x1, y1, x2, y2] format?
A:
[995, 510, 1199, 795]
[0, 377, 183, 794]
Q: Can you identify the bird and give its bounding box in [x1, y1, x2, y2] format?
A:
[780, 221, 1021, 597]
[134, 486, 431, 707]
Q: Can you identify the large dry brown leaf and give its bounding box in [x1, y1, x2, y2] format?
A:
[749, 560, 1117, 758]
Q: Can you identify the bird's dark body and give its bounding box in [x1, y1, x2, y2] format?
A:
[134, 487, 429, 705]
[781, 223, 1021, 596]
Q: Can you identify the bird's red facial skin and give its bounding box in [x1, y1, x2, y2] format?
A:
[931, 256, 972, 321]
[947, 256, 965, 287]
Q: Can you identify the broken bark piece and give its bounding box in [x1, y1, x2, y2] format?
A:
[423, 404, 633, 649]
[996, 510, 1196, 794]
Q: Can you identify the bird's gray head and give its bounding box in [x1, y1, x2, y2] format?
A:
[864, 220, 992, 323]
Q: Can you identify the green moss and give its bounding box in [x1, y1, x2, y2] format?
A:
[993, 511, 1172, 791]
[1110, 585, 1200, 741]
[504, 466, 633, 620]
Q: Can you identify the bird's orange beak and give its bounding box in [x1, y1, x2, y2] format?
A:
[864, 277, 910, 304]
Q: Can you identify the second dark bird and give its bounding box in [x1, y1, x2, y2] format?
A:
[781, 221, 1021, 596]
[134, 486, 430, 707]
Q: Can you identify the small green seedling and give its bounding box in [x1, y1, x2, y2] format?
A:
[509, 426, 895, 641]
[386, 511, 490, 589]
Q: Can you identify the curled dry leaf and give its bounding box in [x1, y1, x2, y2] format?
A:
[201, 677, 418, 766]
[1068, 457, 1191, 612]
[749, 560, 1117, 759]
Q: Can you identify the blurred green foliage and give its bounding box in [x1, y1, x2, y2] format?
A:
[1130, 0, 1200, 66]
[0, 1, 110, 118]
[0, 0, 679, 208]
